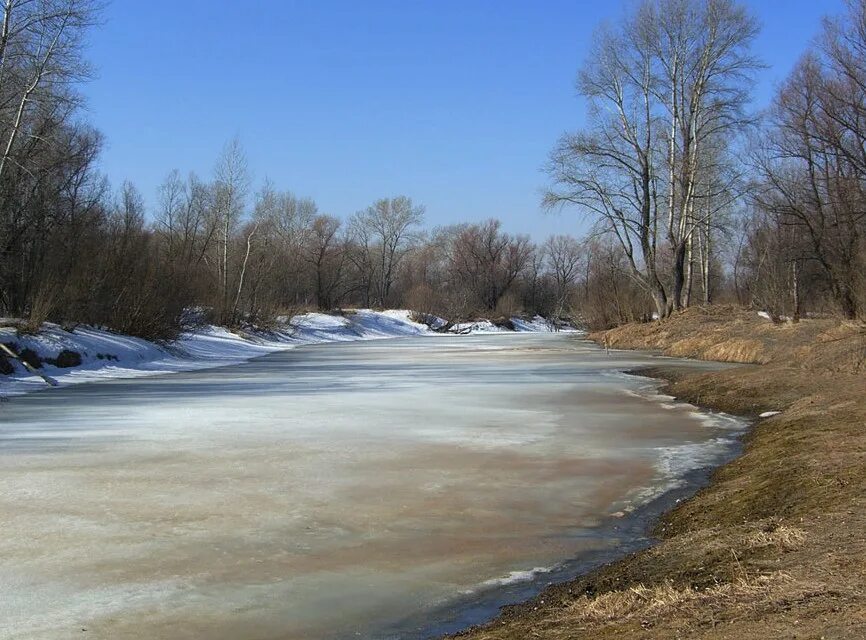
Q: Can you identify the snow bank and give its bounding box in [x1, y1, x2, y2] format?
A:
[450, 315, 579, 334]
[0, 310, 430, 397]
[0, 310, 566, 397]
[449, 319, 510, 334]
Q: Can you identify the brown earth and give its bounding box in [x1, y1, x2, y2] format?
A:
[452, 305, 866, 640]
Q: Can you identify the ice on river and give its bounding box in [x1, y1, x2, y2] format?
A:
[0, 333, 743, 640]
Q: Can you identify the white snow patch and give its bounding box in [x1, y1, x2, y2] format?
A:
[1, 309, 562, 397]
[615, 375, 748, 510]
[757, 311, 791, 322]
[759, 411, 781, 418]
[448, 316, 577, 334]
[0, 310, 427, 397]
[511, 315, 579, 333]
[479, 566, 555, 588]
[448, 319, 508, 334]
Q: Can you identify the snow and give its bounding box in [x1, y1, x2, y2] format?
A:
[0, 310, 565, 397]
[759, 411, 782, 418]
[479, 566, 555, 589]
[511, 315, 578, 332]
[757, 311, 792, 322]
[449, 319, 509, 334]
[447, 315, 578, 334]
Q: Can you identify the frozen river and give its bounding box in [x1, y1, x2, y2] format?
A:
[0, 333, 742, 639]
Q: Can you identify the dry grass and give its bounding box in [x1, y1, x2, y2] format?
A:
[595, 305, 866, 373]
[562, 573, 795, 625]
[453, 306, 866, 640]
[745, 524, 807, 552]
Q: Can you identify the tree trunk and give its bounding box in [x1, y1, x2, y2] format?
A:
[683, 231, 694, 308]
[701, 220, 711, 305]
[669, 241, 688, 314]
[230, 223, 257, 326]
[791, 260, 800, 323]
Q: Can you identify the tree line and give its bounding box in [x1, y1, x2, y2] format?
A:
[1, 0, 864, 342]
[548, 0, 866, 323]
[0, 127, 604, 337]
[0, 0, 641, 338]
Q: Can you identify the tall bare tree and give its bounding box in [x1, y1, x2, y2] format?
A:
[546, 0, 758, 317]
[212, 137, 250, 324]
[305, 214, 345, 310]
[0, 0, 97, 184]
[544, 234, 584, 317]
[350, 196, 424, 307]
[448, 219, 533, 312]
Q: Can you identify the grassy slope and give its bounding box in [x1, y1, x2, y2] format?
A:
[454, 306, 866, 640]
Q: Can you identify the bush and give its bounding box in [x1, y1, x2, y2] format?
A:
[494, 292, 522, 318]
[18, 347, 42, 369]
[45, 349, 82, 368]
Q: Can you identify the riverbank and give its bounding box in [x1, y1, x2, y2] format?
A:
[453, 305, 866, 640]
[0, 311, 566, 397]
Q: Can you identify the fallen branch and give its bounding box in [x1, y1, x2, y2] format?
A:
[0, 343, 58, 387]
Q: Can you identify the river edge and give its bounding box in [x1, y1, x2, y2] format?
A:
[1, 311, 571, 398]
[450, 308, 866, 639]
[389, 359, 750, 640]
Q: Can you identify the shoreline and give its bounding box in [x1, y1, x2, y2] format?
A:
[405, 360, 749, 640]
[450, 307, 866, 639]
[0, 311, 571, 398]
[392, 408, 746, 640]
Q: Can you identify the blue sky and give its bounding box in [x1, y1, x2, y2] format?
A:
[83, 0, 843, 238]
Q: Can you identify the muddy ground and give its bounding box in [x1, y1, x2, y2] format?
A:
[452, 306, 866, 640]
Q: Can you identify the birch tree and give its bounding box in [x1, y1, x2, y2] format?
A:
[546, 0, 758, 318]
[545, 12, 670, 317]
[0, 0, 97, 185]
[212, 137, 249, 324]
[651, 0, 758, 310]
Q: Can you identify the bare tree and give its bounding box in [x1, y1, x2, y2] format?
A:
[305, 214, 345, 310]
[350, 196, 424, 307]
[448, 219, 533, 312]
[212, 137, 250, 324]
[544, 234, 584, 317]
[753, 0, 866, 318]
[546, 0, 759, 318]
[651, 0, 759, 310]
[545, 11, 669, 316]
[0, 0, 98, 184]
[0, 0, 100, 318]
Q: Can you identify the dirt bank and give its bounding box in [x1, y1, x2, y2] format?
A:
[453, 306, 866, 640]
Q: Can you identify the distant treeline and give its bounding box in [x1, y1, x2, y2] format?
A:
[1, 0, 864, 340]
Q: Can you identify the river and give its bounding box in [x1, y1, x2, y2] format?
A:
[0, 333, 742, 639]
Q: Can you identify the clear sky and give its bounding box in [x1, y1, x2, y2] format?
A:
[83, 0, 843, 239]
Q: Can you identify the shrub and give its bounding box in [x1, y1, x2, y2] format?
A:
[18, 347, 42, 369]
[45, 349, 82, 368]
